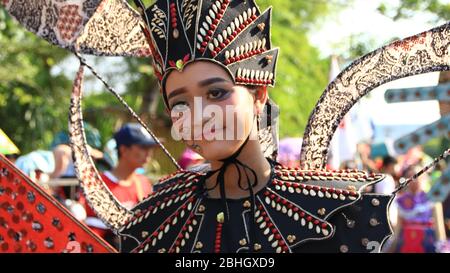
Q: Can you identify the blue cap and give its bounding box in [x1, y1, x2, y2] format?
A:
[113, 123, 158, 147]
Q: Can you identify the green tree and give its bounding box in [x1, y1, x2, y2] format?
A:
[0, 9, 71, 153]
[378, 0, 450, 21]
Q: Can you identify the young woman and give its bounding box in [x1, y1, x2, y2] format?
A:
[112, 0, 393, 253]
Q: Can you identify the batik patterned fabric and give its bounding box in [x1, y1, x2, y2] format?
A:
[300, 23, 450, 169]
[1, 0, 151, 57]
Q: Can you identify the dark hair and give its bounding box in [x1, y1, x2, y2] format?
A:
[116, 144, 131, 159]
[382, 156, 397, 167]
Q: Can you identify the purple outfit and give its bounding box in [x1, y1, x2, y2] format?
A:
[395, 191, 436, 253]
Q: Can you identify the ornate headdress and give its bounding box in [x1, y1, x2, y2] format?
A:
[135, 0, 278, 92]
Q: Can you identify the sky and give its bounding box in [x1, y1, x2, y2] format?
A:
[308, 0, 448, 128]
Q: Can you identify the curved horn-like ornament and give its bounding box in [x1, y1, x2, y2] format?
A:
[69, 65, 134, 231]
[300, 22, 450, 169]
[1, 0, 151, 57]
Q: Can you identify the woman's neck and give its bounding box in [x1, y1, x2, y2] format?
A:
[205, 139, 271, 199]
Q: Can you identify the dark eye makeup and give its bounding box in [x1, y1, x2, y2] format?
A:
[168, 85, 232, 109]
[207, 88, 230, 100]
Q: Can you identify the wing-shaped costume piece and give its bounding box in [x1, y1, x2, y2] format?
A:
[69, 65, 134, 230]
[0, 154, 116, 253]
[2, 0, 151, 57]
[118, 162, 392, 253]
[300, 23, 450, 169]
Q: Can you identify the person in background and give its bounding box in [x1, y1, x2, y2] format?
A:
[376, 156, 398, 194]
[49, 124, 105, 214]
[81, 123, 155, 246]
[339, 160, 358, 170]
[393, 166, 438, 253]
[50, 123, 104, 179]
[356, 141, 378, 172]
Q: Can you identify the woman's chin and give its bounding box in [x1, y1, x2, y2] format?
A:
[196, 139, 242, 161]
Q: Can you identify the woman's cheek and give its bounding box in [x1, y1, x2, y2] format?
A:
[171, 114, 192, 141]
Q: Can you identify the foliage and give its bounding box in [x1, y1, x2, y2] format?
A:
[0, 9, 71, 153]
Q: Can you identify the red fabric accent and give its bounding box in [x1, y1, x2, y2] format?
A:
[0, 154, 115, 253]
[80, 172, 152, 239]
[400, 226, 426, 253]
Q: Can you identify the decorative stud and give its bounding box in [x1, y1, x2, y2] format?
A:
[346, 220, 355, 228]
[198, 205, 206, 212]
[195, 241, 203, 249]
[68, 232, 76, 241]
[257, 23, 265, 31]
[287, 235, 296, 243]
[239, 238, 247, 246]
[339, 245, 349, 253]
[371, 198, 380, 206]
[317, 208, 326, 216]
[86, 244, 94, 253]
[216, 212, 225, 223]
[51, 217, 62, 230]
[254, 243, 262, 251]
[369, 218, 379, 227]
[243, 200, 251, 208]
[142, 231, 149, 239]
[361, 238, 369, 247]
[158, 248, 166, 253]
[173, 29, 179, 39]
[26, 240, 37, 252]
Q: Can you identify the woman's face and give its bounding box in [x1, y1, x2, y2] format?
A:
[165, 61, 266, 162]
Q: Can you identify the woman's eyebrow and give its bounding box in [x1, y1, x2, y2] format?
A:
[167, 87, 187, 101]
[168, 77, 229, 101]
[198, 77, 229, 87]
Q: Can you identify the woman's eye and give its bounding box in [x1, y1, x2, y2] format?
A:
[207, 89, 228, 100]
[171, 101, 189, 111]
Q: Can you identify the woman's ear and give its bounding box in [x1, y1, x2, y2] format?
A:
[253, 86, 268, 114]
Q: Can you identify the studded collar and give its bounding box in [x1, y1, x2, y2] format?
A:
[118, 162, 384, 253]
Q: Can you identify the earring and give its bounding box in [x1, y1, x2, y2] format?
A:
[256, 113, 262, 131]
